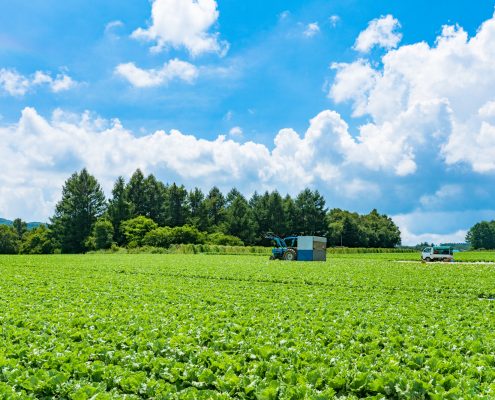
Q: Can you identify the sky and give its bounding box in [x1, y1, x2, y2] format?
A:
[1, 0, 495, 245]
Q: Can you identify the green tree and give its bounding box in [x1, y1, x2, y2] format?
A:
[225, 191, 256, 245]
[107, 177, 132, 245]
[166, 183, 189, 227]
[121, 216, 158, 247]
[12, 218, 27, 240]
[126, 169, 147, 218]
[466, 221, 495, 249]
[249, 191, 270, 241]
[283, 195, 297, 236]
[0, 225, 19, 254]
[294, 189, 327, 235]
[143, 175, 167, 225]
[205, 187, 226, 231]
[50, 169, 106, 253]
[326, 209, 367, 247]
[362, 209, 401, 247]
[20, 225, 55, 254]
[187, 188, 209, 231]
[91, 219, 114, 250]
[267, 191, 287, 236]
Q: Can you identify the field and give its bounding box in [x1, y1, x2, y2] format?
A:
[1, 253, 495, 399]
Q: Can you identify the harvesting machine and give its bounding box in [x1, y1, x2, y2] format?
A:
[266, 234, 327, 261]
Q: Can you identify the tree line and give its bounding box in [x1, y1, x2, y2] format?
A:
[0, 168, 402, 254]
[466, 220, 495, 249]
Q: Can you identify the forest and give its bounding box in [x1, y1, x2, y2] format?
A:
[0, 169, 402, 254]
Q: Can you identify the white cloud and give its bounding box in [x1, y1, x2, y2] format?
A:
[419, 185, 463, 209]
[50, 74, 76, 92]
[115, 59, 198, 88]
[0, 68, 76, 95]
[399, 226, 468, 246]
[354, 15, 402, 53]
[229, 126, 243, 137]
[132, 0, 228, 57]
[392, 209, 495, 245]
[0, 69, 30, 95]
[303, 23, 320, 38]
[329, 11, 495, 175]
[105, 20, 124, 34]
[0, 107, 387, 221]
[329, 15, 340, 27]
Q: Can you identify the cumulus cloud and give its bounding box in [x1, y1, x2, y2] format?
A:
[0, 107, 388, 221]
[330, 11, 495, 175]
[132, 0, 228, 57]
[303, 23, 320, 38]
[354, 14, 402, 53]
[0, 68, 76, 96]
[115, 59, 199, 88]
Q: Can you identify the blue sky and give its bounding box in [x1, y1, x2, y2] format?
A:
[1, 0, 495, 244]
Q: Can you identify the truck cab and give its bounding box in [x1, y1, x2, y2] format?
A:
[421, 246, 454, 262]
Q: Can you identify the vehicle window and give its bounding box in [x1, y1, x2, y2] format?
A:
[286, 238, 297, 247]
[423, 248, 431, 253]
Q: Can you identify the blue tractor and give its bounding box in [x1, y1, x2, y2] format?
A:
[266, 234, 298, 261]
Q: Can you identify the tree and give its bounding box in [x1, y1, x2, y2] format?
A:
[51, 169, 106, 253]
[20, 225, 55, 254]
[225, 192, 256, 244]
[12, 218, 27, 240]
[91, 219, 114, 250]
[0, 225, 19, 254]
[466, 221, 495, 249]
[283, 195, 297, 236]
[121, 216, 158, 247]
[362, 209, 401, 247]
[326, 209, 367, 247]
[126, 169, 147, 218]
[107, 177, 132, 245]
[294, 189, 327, 235]
[326, 208, 401, 248]
[205, 187, 226, 230]
[187, 188, 209, 231]
[267, 191, 287, 236]
[249, 191, 270, 242]
[166, 183, 189, 227]
[143, 175, 167, 225]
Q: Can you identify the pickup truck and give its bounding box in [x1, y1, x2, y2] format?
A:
[421, 246, 454, 262]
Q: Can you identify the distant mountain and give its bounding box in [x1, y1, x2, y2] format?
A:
[0, 218, 45, 230]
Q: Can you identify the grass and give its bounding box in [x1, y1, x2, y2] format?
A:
[1, 253, 495, 398]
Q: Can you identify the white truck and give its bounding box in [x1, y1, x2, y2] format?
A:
[421, 246, 454, 262]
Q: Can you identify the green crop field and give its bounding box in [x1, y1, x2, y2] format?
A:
[1, 254, 495, 399]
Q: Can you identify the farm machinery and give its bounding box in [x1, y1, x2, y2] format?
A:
[266, 234, 327, 261]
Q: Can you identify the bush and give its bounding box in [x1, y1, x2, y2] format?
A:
[20, 225, 55, 254]
[144, 225, 206, 248]
[143, 227, 174, 248]
[121, 216, 158, 247]
[172, 225, 206, 245]
[92, 219, 114, 250]
[0, 225, 19, 254]
[207, 232, 244, 246]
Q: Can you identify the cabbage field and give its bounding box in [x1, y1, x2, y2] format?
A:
[1, 253, 495, 399]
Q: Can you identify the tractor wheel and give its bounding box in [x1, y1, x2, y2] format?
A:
[425, 257, 431, 262]
[269, 255, 275, 260]
[283, 249, 297, 261]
